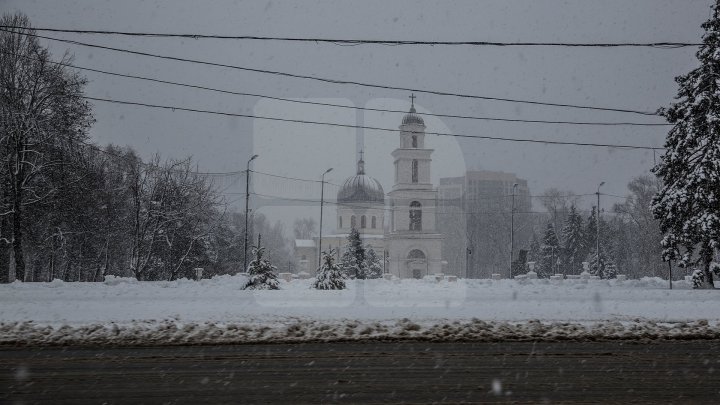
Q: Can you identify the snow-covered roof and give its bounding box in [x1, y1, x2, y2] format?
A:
[294, 239, 316, 248]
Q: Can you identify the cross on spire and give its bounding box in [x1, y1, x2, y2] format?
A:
[357, 149, 365, 175]
[409, 93, 416, 110]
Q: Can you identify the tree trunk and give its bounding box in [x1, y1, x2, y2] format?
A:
[701, 262, 715, 289]
[12, 196, 25, 282]
[0, 212, 9, 283]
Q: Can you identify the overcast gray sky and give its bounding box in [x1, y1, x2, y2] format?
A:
[2, 0, 713, 230]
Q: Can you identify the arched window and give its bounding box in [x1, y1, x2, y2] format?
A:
[371, 216, 377, 229]
[412, 135, 418, 148]
[351, 215, 356, 228]
[339, 216, 343, 228]
[412, 160, 418, 183]
[361, 215, 367, 228]
[409, 201, 422, 231]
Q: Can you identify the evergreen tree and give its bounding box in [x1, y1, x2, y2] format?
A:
[652, 1, 720, 289]
[314, 249, 346, 290]
[561, 204, 585, 275]
[588, 250, 609, 278]
[365, 247, 383, 279]
[242, 245, 279, 290]
[538, 223, 559, 278]
[340, 228, 367, 279]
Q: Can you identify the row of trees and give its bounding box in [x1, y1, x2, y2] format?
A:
[523, 176, 664, 280]
[0, 15, 292, 282]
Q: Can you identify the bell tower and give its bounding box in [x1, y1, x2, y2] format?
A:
[387, 95, 444, 278]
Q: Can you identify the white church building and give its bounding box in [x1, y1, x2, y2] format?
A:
[294, 99, 446, 278]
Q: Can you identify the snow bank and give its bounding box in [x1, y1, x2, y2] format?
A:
[1, 319, 717, 347]
[1, 275, 718, 346]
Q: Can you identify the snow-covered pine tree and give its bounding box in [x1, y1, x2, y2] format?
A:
[587, 249, 616, 279]
[587, 250, 603, 278]
[538, 222, 560, 278]
[561, 204, 585, 275]
[242, 245, 279, 290]
[313, 248, 346, 290]
[652, 1, 720, 289]
[340, 228, 367, 279]
[365, 247, 383, 279]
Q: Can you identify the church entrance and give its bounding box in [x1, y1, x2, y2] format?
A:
[407, 249, 427, 279]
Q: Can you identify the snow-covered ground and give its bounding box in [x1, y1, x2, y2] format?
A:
[1, 275, 719, 346]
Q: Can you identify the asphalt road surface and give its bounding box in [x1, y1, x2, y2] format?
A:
[2, 340, 719, 404]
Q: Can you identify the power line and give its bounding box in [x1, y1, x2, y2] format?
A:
[249, 169, 627, 202]
[0, 26, 701, 48]
[246, 191, 625, 216]
[1, 29, 663, 116]
[0, 50, 669, 127]
[77, 139, 247, 176]
[82, 95, 664, 150]
[0, 50, 668, 127]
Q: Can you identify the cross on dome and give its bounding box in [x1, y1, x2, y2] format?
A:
[357, 149, 365, 174]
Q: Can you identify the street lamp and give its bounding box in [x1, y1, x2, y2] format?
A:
[596, 181, 605, 275]
[243, 154, 259, 272]
[318, 168, 333, 269]
[510, 183, 518, 278]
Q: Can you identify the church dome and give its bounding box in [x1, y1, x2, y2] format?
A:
[337, 157, 385, 204]
[402, 106, 425, 126]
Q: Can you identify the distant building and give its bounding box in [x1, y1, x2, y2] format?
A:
[438, 171, 532, 278]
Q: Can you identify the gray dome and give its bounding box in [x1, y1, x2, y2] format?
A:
[337, 158, 385, 204]
[402, 106, 425, 126]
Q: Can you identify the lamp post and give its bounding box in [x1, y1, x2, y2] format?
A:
[243, 154, 259, 272]
[318, 168, 333, 269]
[596, 181, 605, 275]
[510, 183, 518, 278]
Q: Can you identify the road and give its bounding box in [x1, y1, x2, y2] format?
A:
[1, 340, 719, 404]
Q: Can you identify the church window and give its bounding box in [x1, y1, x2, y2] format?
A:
[351, 215, 356, 228]
[412, 135, 418, 148]
[361, 215, 367, 228]
[339, 216, 343, 228]
[412, 160, 418, 183]
[409, 201, 422, 231]
[371, 216, 377, 229]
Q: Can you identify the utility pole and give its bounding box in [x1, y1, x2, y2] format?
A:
[510, 183, 518, 278]
[596, 181, 605, 276]
[318, 168, 333, 270]
[243, 154, 259, 272]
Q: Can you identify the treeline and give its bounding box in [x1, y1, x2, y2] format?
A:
[525, 176, 665, 279]
[0, 14, 291, 282]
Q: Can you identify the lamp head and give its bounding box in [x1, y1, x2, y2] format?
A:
[250, 154, 259, 162]
[324, 168, 333, 174]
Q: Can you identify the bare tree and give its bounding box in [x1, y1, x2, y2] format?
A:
[129, 155, 224, 281]
[0, 14, 93, 281]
